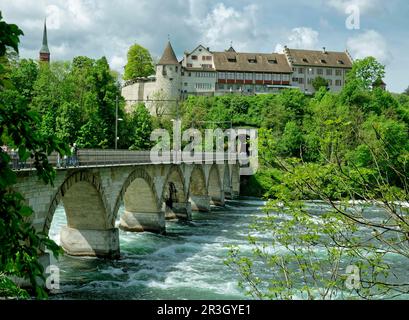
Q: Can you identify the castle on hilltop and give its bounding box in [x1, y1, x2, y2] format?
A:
[121, 41, 354, 113]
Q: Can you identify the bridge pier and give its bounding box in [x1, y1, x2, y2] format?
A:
[210, 191, 225, 206]
[165, 202, 192, 220]
[119, 210, 165, 234]
[189, 195, 211, 212]
[60, 226, 120, 259]
[230, 191, 240, 199]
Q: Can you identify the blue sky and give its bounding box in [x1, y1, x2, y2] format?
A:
[1, 0, 408, 92]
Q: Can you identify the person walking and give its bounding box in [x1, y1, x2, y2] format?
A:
[72, 143, 79, 167]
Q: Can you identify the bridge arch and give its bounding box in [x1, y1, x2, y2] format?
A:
[160, 165, 192, 220]
[45, 170, 110, 234]
[161, 165, 187, 204]
[116, 167, 165, 233]
[208, 165, 225, 206]
[45, 170, 118, 258]
[188, 165, 210, 212]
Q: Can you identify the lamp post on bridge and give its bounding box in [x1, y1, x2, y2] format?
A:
[115, 95, 123, 150]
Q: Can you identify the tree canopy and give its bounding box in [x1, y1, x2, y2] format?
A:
[123, 43, 155, 80]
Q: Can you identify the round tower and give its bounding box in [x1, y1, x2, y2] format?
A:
[155, 41, 181, 101]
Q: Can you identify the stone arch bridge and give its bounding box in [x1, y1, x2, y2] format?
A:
[13, 150, 241, 259]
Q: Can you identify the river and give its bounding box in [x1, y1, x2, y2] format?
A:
[48, 198, 265, 300]
[48, 198, 409, 300]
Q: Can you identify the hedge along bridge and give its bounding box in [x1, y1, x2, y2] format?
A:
[13, 149, 241, 259]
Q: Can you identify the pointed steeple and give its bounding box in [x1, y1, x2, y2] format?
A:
[39, 19, 50, 62]
[157, 41, 179, 65]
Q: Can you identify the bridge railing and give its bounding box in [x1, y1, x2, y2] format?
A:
[8, 149, 240, 170]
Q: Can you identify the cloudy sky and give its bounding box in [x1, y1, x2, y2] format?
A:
[1, 0, 408, 92]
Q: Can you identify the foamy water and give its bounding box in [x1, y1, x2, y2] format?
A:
[48, 199, 409, 300]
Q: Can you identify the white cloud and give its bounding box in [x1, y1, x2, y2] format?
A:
[185, 3, 260, 52]
[347, 30, 392, 64]
[46, 5, 62, 30]
[110, 55, 126, 73]
[275, 27, 319, 52]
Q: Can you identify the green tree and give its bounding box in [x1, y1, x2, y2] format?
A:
[0, 14, 66, 298]
[128, 103, 153, 150]
[278, 121, 303, 157]
[10, 58, 38, 102]
[123, 44, 155, 80]
[346, 56, 385, 91]
[312, 76, 329, 92]
[404, 86, 409, 96]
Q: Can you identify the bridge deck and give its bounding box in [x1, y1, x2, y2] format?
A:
[8, 150, 239, 171]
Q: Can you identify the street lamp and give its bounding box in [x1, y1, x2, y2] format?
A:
[115, 95, 123, 150]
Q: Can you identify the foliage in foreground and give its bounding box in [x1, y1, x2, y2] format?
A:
[225, 58, 409, 300]
[0, 12, 65, 299]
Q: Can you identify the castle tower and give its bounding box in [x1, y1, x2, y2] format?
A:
[155, 41, 181, 102]
[39, 19, 50, 62]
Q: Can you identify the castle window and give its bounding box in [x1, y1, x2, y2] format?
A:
[335, 69, 342, 76]
[184, 82, 188, 86]
[236, 73, 244, 80]
[245, 73, 253, 80]
[326, 69, 333, 76]
[335, 79, 342, 86]
[218, 72, 226, 79]
[264, 73, 272, 81]
[192, 55, 198, 60]
[317, 68, 323, 75]
[298, 67, 304, 74]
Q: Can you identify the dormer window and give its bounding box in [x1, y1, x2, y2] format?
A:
[320, 59, 327, 64]
[268, 59, 278, 64]
[248, 59, 257, 63]
[302, 58, 308, 63]
[337, 60, 344, 65]
[228, 58, 237, 63]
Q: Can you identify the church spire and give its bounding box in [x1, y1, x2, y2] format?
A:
[39, 19, 50, 62]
